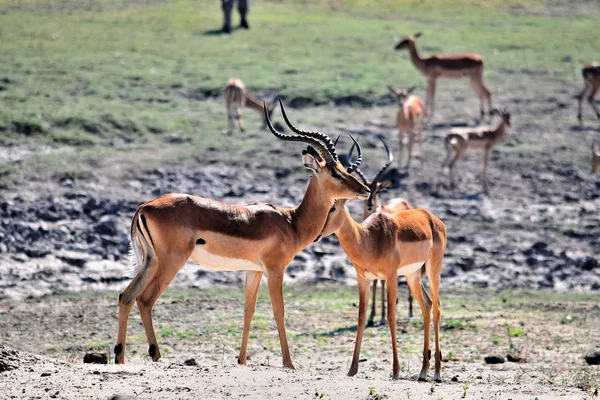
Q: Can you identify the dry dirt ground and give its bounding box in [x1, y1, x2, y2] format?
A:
[1, 287, 599, 399]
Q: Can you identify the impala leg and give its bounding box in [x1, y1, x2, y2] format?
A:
[115, 254, 158, 364]
[426, 79, 436, 118]
[238, 270, 263, 365]
[237, 108, 245, 132]
[266, 268, 294, 369]
[469, 72, 492, 120]
[587, 85, 600, 119]
[385, 275, 400, 380]
[577, 83, 589, 124]
[348, 277, 371, 377]
[397, 130, 405, 169]
[379, 279, 387, 326]
[227, 106, 234, 134]
[408, 289, 414, 320]
[418, 119, 424, 168]
[405, 272, 432, 381]
[407, 129, 415, 169]
[441, 140, 452, 171]
[482, 149, 490, 192]
[137, 255, 189, 362]
[426, 251, 444, 383]
[367, 280, 377, 327]
[448, 148, 463, 190]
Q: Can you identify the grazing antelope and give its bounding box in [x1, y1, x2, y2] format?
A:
[442, 108, 511, 191]
[394, 32, 492, 120]
[576, 63, 600, 124]
[114, 99, 370, 368]
[319, 190, 446, 381]
[224, 78, 275, 134]
[592, 141, 600, 174]
[388, 86, 427, 169]
[347, 137, 416, 326]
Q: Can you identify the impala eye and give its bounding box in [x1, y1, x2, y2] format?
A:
[330, 169, 343, 180]
[329, 205, 337, 213]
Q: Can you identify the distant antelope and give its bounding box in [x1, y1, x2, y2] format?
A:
[576, 63, 600, 124]
[442, 108, 511, 191]
[394, 32, 492, 120]
[389, 86, 426, 169]
[347, 137, 416, 325]
[592, 141, 600, 174]
[224, 78, 275, 134]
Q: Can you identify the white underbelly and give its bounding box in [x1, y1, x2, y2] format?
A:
[397, 261, 425, 276]
[189, 245, 263, 272]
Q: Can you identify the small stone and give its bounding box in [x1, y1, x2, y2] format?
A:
[507, 353, 527, 363]
[584, 351, 600, 365]
[183, 358, 197, 366]
[83, 352, 108, 364]
[484, 355, 505, 364]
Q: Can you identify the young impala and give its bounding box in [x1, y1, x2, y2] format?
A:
[394, 32, 492, 120]
[592, 141, 600, 174]
[576, 63, 600, 124]
[442, 108, 511, 191]
[389, 86, 427, 169]
[114, 98, 371, 368]
[319, 187, 446, 381]
[347, 137, 416, 326]
[224, 78, 276, 134]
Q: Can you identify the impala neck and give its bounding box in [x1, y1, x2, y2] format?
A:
[245, 93, 268, 122]
[492, 121, 508, 141]
[335, 204, 365, 264]
[292, 176, 335, 249]
[408, 42, 426, 73]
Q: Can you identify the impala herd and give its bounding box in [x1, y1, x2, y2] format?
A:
[114, 32, 599, 383]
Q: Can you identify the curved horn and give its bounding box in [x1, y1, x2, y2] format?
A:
[373, 136, 394, 183]
[346, 134, 362, 174]
[264, 102, 333, 162]
[278, 97, 339, 162]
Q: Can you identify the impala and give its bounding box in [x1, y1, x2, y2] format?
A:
[592, 141, 600, 174]
[347, 137, 416, 326]
[442, 108, 511, 191]
[114, 98, 370, 368]
[224, 78, 276, 134]
[319, 189, 446, 381]
[576, 63, 600, 124]
[394, 32, 492, 120]
[389, 86, 427, 169]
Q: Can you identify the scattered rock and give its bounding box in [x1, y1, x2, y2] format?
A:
[484, 355, 505, 364]
[584, 351, 600, 365]
[183, 358, 198, 366]
[83, 352, 108, 364]
[506, 353, 527, 363]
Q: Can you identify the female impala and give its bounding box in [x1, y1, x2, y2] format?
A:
[224, 78, 276, 134]
[389, 86, 427, 169]
[576, 63, 600, 124]
[442, 108, 511, 191]
[114, 99, 370, 368]
[347, 137, 415, 326]
[320, 193, 446, 381]
[394, 32, 492, 120]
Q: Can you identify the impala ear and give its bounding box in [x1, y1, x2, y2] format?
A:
[490, 108, 500, 116]
[302, 146, 324, 172]
[378, 180, 396, 191]
[388, 86, 399, 96]
[414, 32, 422, 38]
[406, 86, 416, 94]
